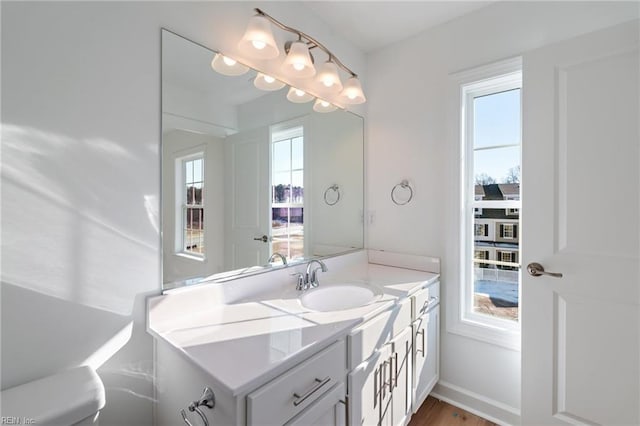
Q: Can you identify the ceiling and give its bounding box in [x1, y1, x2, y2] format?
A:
[303, 1, 494, 53]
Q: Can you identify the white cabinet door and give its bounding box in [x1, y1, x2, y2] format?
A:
[389, 327, 412, 426]
[286, 383, 346, 426]
[412, 305, 439, 413]
[348, 345, 393, 426]
[521, 21, 639, 425]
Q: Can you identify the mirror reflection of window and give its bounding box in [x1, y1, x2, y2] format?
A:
[271, 126, 304, 261]
[180, 155, 205, 256]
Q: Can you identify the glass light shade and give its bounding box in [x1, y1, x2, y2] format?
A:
[238, 15, 280, 59]
[282, 41, 316, 78]
[254, 73, 285, 91]
[315, 61, 343, 92]
[313, 99, 338, 113]
[339, 76, 366, 104]
[211, 53, 249, 76]
[286, 87, 315, 103]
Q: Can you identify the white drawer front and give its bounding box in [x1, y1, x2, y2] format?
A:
[348, 301, 411, 368]
[247, 340, 346, 426]
[412, 281, 440, 320]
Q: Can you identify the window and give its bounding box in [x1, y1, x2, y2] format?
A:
[500, 223, 517, 240]
[271, 126, 304, 261]
[474, 223, 488, 237]
[463, 64, 522, 331]
[179, 155, 204, 257]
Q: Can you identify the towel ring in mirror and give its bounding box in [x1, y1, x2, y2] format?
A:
[391, 180, 413, 205]
[324, 184, 341, 206]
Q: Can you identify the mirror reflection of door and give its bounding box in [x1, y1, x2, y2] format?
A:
[270, 125, 305, 262]
[225, 128, 270, 271]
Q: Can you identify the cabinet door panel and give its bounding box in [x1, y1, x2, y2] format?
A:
[348, 345, 392, 426]
[412, 306, 439, 413]
[389, 327, 412, 426]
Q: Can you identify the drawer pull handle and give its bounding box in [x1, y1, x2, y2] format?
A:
[416, 329, 425, 356]
[393, 352, 398, 389]
[293, 376, 331, 406]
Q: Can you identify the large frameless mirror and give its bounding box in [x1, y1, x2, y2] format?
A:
[161, 30, 364, 290]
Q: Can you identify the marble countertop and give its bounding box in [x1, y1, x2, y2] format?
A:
[147, 260, 439, 397]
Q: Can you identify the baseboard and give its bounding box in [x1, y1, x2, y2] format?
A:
[430, 381, 521, 426]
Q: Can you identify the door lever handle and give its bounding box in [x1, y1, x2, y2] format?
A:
[527, 262, 563, 278]
[253, 235, 269, 243]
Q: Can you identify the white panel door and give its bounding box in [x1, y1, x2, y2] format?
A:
[521, 21, 639, 425]
[224, 127, 270, 270]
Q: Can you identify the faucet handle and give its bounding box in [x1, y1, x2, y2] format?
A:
[291, 273, 305, 291]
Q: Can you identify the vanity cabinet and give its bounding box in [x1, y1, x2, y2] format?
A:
[347, 280, 440, 426]
[155, 339, 347, 426]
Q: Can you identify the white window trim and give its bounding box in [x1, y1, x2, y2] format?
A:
[174, 147, 206, 261]
[446, 57, 522, 351]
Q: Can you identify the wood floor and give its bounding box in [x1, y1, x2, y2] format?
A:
[408, 396, 496, 426]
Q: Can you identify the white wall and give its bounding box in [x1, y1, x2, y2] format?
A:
[0, 2, 365, 424]
[365, 1, 638, 422]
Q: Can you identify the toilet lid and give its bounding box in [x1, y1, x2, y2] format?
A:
[1, 366, 105, 424]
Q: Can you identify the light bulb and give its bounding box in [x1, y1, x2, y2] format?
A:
[286, 87, 314, 103]
[339, 76, 366, 104]
[211, 53, 249, 76]
[313, 98, 338, 113]
[222, 56, 237, 66]
[315, 61, 343, 93]
[238, 15, 279, 59]
[281, 41, 316, 78]
[254, 73, 285, 91]
[252, 40, 266, 50]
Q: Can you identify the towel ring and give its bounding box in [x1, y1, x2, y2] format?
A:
[324, 184, 341, 206]
[391, 180, 413, 206]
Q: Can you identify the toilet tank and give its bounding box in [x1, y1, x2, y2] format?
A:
[0, 366, 105, 425]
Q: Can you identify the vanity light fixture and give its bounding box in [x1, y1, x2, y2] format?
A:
[286, 87, 315, 103]
[282, 40, 316, 78]
[238, 14, 280, 59]
[340, 76, 366, 104]
[313, 99, 338, 113]
[254, 72, 286, 91]
[238, 8, 366, 105]
[211, 53, 249, 76]
[316, 59, 343, 92]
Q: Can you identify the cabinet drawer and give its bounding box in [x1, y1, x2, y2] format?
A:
[412, 281, 440, 320]
[247, 340, 346, 426]
[348, 300, 411, 368]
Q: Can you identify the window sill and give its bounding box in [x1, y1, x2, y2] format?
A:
[176, 252, 206, 262]
[447, 317, 521, 351]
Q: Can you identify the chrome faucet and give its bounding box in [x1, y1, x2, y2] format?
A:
[305, 259, 328, 288]
[267, 252, 287, 265]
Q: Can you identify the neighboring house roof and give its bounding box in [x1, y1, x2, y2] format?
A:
[498, 183, 520, 198]
[475, 185, 485, 197]
[482, 184, 504, 200]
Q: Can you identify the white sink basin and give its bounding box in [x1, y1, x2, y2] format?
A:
[300, 283, 382, 312]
